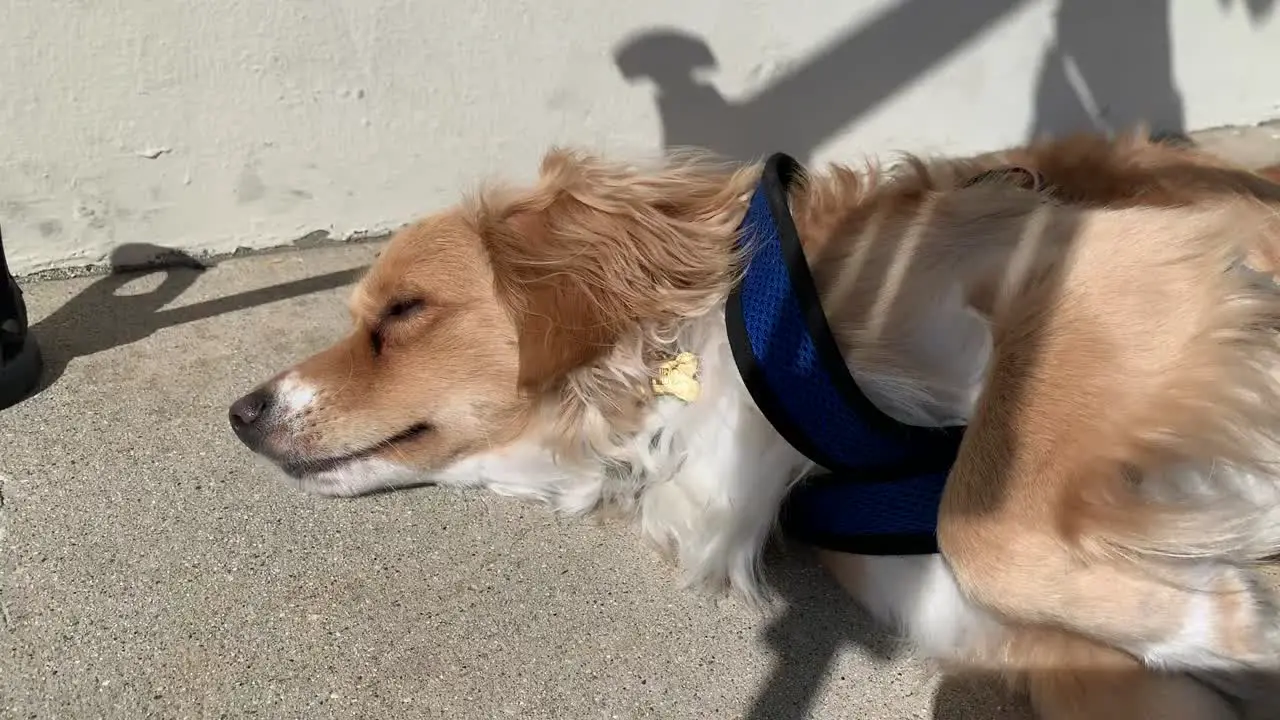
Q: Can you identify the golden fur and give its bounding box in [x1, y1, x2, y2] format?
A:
[232, 129, 1280, 719]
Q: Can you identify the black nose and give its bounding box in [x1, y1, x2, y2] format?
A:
[229, 388, 274, 447]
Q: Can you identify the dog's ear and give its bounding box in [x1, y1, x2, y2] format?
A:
[488, 203, 620, 391]
[480, 148, 736, 391]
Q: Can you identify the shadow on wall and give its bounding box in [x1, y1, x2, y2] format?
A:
[615, 0, 1035, 164]
[1028, 0, 1186, 138]
[616, 0, 1277, 165]
[1219, 0, 1277, 23]
[613, 1, 1275, 720]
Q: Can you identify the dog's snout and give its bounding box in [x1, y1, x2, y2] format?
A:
[229, 388, 274, 445]
[230, 389, 269, 427]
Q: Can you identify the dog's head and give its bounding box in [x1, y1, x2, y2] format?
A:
[229, 208, 530, 495]
[229, 150, 744, 496]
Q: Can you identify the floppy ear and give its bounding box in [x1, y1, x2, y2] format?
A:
[481, 202, 619, 389]
[479, 148, 741, 391]
[483, 203, 620, 391]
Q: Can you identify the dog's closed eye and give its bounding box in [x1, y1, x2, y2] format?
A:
[384, 298, 425, 321]
[371, 298, 427, 355]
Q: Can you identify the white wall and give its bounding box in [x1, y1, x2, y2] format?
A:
[1, 0, 1278, 274]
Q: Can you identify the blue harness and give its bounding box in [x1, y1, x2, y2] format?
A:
[724, 153, 967, 555]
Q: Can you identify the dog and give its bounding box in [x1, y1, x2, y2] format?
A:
[230, 130, 1280, 719]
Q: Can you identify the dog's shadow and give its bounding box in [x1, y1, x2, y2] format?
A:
[751, 544, 1032, 720]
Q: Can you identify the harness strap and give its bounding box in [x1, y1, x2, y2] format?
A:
[726, 153, 965, 556]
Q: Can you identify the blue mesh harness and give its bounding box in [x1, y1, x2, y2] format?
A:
[724, 153, 966, 555]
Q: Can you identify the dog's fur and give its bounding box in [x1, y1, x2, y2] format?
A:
[231, 131, 1280, 719]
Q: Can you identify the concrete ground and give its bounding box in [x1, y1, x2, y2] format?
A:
[3, 126, 1280, 720]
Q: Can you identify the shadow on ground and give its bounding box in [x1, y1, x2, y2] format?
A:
[744, 545, 898, 720]
[27, 243, 367, 399]
[745, 544, 1037, 719]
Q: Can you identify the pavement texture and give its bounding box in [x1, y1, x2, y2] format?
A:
[4, 124, 1280, 720]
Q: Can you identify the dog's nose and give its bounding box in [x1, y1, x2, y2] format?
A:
[229, 388, 274, 445]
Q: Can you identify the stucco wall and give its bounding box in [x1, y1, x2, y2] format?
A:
[1, 0, 1277, 274]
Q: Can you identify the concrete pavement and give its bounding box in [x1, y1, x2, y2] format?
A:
[5, 125, 1280, 719]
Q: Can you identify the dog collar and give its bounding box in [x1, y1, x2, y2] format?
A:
[725, 153, 966, 556]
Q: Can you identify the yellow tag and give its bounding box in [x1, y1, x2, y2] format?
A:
[652, 352, 701, 403]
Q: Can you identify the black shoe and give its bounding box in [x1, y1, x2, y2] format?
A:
[0, 227, 42, 410]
